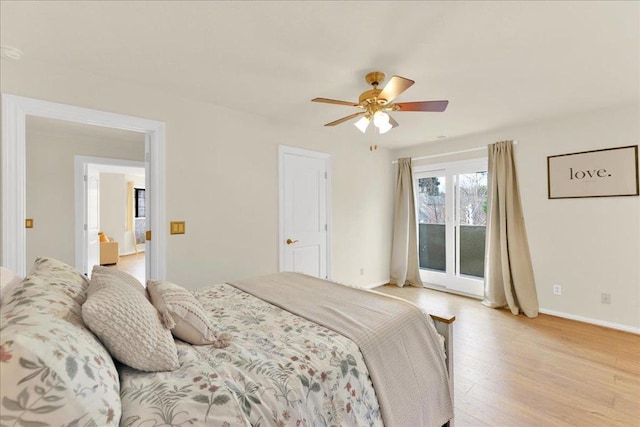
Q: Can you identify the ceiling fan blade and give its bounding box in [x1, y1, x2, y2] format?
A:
[394, 100, 449, 112]
[388, 114, 399, 128]
[312, 97, 359, 107]
[324, 111, 365, 126]
[378, 76, 415, 104]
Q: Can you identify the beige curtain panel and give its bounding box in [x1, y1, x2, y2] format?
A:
[483, 141, 538, 317]
[390, 158, 423, 288]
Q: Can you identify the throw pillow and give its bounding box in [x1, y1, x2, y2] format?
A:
[1, 258, 122, 425]
[82, 268, 179, 372]
[147, 280, 231, 347]
[88, 265, 148, 298]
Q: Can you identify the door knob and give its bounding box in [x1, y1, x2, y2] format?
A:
[286, 238, 299, 245]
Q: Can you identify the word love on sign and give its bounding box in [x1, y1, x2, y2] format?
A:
[569, 168, 611, 180]
[548, 145, 638, 199]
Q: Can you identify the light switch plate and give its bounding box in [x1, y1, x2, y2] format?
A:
[170, 221, 185, 235]
[25, 218, 34, 228]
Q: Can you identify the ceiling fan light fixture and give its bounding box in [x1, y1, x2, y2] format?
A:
[354, 116, 370, 133]
[378, 121, 393, 134]
[373, 111, 389, 127]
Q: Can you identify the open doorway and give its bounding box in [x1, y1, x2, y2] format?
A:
[3, 94, 166, 279]
[75, 157, 145, 282]
[25, 115, 146, 280]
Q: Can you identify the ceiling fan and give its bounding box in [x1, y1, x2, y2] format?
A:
[312, 71, 448, 134]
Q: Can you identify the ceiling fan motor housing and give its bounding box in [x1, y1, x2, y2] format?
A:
[360, 71, 392, 111]
[365, 71, 386, 87]
[359, 88, 385, 106]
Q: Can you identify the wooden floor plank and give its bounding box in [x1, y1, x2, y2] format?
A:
[105, 252, 145, 283]
[376, 284, 640, 427]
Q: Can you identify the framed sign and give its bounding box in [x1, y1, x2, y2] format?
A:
[547, 145, 639, 199]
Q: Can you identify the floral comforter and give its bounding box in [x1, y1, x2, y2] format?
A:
[119, 284, 383, 427]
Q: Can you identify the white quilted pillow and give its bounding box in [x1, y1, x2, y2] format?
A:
[88, 265, 148, 298]
[147, 280, 231, 347]
[82, 268, 179, 372]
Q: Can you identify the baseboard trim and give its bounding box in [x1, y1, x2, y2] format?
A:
[350, 283, 639, 334]
[359, 280, 389, 290]
[539, 308, 640, 335]
[119, 250, 145, 257]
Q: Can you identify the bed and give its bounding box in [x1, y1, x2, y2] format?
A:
[0, 258, 454, 426]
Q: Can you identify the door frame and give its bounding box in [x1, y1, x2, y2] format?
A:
[278, 145, 332, 279]
[74, 156, 145, 275]
[414, 157, 488, 297]
[1, 93, 166, 278]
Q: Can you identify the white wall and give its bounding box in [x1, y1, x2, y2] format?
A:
[3, 57, 394, 288]
[393, 104, 640, 330]
[99, 173, 126, 255]
[25, 121, 145, 268]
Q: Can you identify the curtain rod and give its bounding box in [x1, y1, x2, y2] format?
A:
[391, 141, 518, 164]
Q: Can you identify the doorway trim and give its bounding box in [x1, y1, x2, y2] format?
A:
[1, 93, 166, 278]
[278, 145, 332, 279]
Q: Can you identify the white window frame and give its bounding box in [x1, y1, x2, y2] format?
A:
[414, 157, 488, 297]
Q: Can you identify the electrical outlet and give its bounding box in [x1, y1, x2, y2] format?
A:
[360, 268, 365, 276]
[601, 293, 611, 304]
[553, 284, 562, 296]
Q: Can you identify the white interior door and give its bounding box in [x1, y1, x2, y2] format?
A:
[85, 165, 100, 276]
[280, 146, 330, 279]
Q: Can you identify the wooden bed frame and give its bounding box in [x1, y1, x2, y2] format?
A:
[431, 313, 456, 427]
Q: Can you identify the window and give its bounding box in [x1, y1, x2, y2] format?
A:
[415, 158, 488, 296]
[134, 188, 145, 218]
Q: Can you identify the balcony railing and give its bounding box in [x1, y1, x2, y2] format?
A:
[418, 224, 486, 278]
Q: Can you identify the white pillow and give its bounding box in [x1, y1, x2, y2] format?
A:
[88, 265, 148, 298]
[0, 266, 23, 304]
[147, 280, 231, 347]
[82, 268, 179, 372]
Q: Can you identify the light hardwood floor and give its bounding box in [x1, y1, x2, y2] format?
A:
[377, 285, 640, 427]
[106, 252, 145, 283]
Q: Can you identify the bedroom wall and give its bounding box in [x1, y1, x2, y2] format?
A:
[393, 104, 640, 331]
[2, 57, 394, 288]
[99, 173, 126, 255]
[25, 123, 145, 268]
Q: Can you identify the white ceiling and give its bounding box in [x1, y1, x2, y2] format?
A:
[2, 1, 638, 148]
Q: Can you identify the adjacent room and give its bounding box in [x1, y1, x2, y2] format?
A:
[1, 1, 638, 426]
[25, 116, 146, 282]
